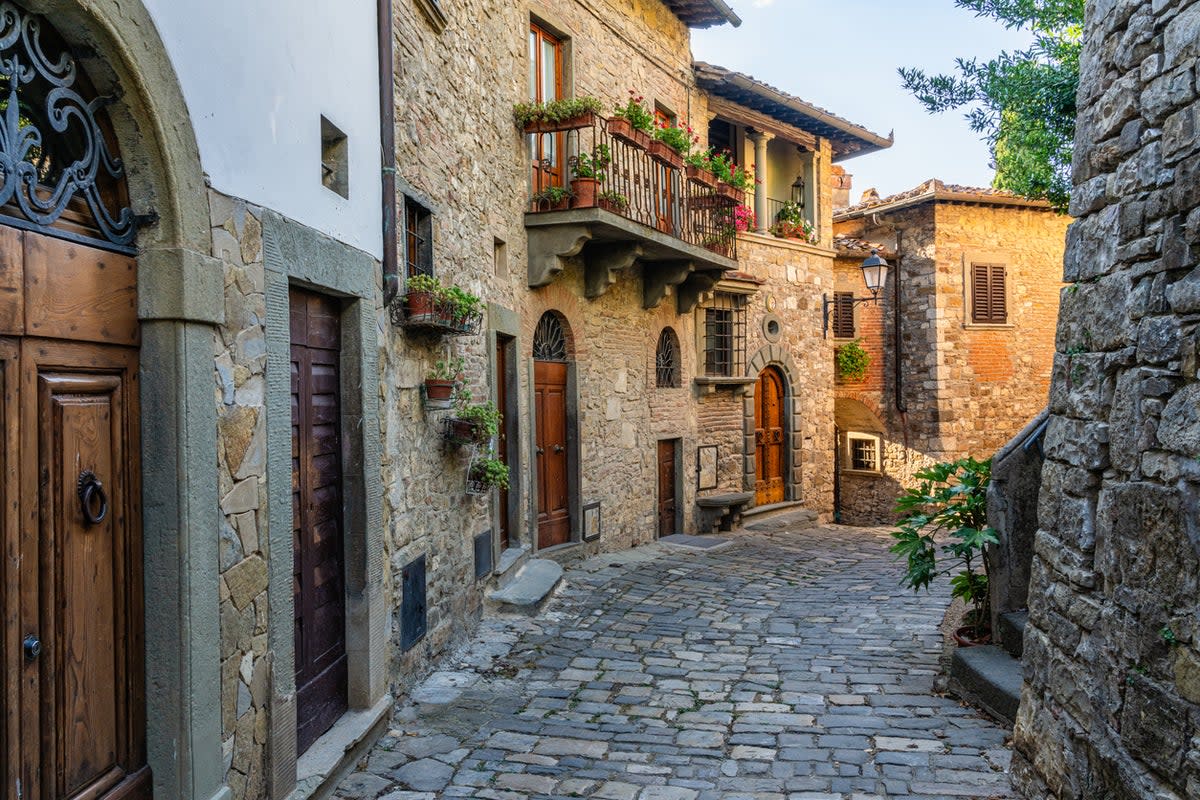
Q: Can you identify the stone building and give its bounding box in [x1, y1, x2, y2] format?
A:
[1013, 1, 1200, 797]
[830, 178, 1070, 524]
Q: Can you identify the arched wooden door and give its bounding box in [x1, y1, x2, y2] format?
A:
[755, 367, 787, 505]
[0, 9, 148, 798]
[533, 313, 571, 549]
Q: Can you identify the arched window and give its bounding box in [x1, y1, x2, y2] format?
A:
[656, 328, 680, 388]
[0, 5, 134, 250]
[533, 312, 568, 361]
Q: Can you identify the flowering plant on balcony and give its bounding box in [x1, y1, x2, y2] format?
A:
[653, 120, 696, 155]
[513, 96, 603, 131]
[613, 90, 655, 133]
[730, 204, 756, 232]
[770, 200, 818, 243]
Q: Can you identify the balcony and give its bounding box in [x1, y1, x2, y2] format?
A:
[524, 115, 739, 314]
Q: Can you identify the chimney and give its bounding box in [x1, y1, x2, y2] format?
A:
[831, 165, 853, 209]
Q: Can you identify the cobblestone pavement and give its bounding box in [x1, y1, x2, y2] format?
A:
[336, 525, 1015, 800]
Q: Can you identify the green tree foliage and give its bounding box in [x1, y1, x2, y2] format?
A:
[899, 0, 1083, 211]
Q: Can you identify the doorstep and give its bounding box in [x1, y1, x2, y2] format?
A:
[289, 694, 393, 800]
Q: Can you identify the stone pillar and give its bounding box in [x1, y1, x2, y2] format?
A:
[747, 130, 772, 234]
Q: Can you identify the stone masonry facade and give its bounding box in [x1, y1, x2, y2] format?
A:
[831, 189, 1068, 525]
[1013, 1, 1200, 797]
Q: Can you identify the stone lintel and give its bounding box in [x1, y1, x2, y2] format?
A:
[643, 260, 695, 309]
[585, 243, 645, 299]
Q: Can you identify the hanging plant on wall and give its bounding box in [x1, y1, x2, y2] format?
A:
[835, 339, 871, 382]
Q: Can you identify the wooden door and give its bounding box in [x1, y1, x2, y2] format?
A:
[496, 337, 511, 550]
[534, 360, 569, 549]
[3, 228, 149, 800]
[657, 440, 677, 537]
[755, 367, 786, 505]
[654, 108, 675, 234]
[290, 288, 347, 755]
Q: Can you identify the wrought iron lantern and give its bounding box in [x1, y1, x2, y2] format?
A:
[822, 249, 890, 338]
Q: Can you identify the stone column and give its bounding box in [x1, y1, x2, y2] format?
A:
[747, 130, 773, 234]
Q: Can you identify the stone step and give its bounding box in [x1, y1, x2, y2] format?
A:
[494, 545, 529, 590]
[999, 611, 1028, 659]
[486, 559, 563, 615]
[741, 506, 819, 533]
[949, 644, 1024, 726]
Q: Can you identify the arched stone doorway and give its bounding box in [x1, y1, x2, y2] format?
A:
[755, 366, 788, 505]
[743, 345, 801, 506]
[532, 311, 575, 549]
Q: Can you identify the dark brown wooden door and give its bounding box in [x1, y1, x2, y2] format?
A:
[3, 228, 149, 800]
[755, 367, 786, 506]
[534, 360, 569, 549]
[290, 288, 347, 755]
[657, 440, 677, 537]
[496, 337, 511, 550]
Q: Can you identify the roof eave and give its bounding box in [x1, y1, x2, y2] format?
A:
[833, 190, 1057, 222]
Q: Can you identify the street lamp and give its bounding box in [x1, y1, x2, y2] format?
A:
[823, 249, 890, 338]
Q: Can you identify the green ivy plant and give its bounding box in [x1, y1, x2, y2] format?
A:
[835, 339, 871, 382]
[890, 457, 999, 638]
[513, 96, 603, 128]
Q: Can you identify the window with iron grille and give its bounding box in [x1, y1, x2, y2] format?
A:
[404, 196, 433, 278]
[703, 293, 747, 377]
[971, 263, 1007, 324]
[831, 291, 856, 338]
[656, 328, 680, 388]
[847, 433, 881, 473]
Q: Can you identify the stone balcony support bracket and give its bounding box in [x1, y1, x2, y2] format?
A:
[643, 260, 696, 310]
[677, 271, 721, 314]
[585, 243, 645, 299]
[527, 223, 593, 287]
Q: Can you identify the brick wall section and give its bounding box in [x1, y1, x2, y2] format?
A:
[1013, 2, 1200, 798]
[832, 201, 1068, 525]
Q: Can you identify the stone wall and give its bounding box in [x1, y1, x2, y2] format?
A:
[1013, 2, 1200, 798]
[831, 201, 1067, 525]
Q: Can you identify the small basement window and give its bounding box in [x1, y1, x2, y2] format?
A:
[845, 432, 881, 473]
[320, 116, 349, 199]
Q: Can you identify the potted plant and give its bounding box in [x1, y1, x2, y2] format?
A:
[571, 144, 610, 208]
[771, 200, 818, 244]
[513, 96, 603, 133]
[597, 189, 629, 214]
[531, 184, 573, 212]
[438, 285, 483, 331]
[708, 152, 751, 205]
[424, 356, 464, 408]
[467, 452, 510, 494]
[444, 388, 502, 445]
[685, 147, 718, 189]
[403, 274, 442, 320]
[835, 338, 870, 382]
[890, 457, 999, 646]
[609, 90, 655, 148]
[649, 120, 692, 170]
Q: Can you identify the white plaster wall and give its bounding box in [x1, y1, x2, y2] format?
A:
[143, 0, 383, 258]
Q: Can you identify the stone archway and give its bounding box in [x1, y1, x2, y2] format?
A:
[22, 3, 228, 800]
[743, 345, 802, 504]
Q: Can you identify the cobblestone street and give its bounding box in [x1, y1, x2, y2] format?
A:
[337, 525, 1014, 800]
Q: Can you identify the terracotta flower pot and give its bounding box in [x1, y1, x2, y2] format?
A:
[648, 140, 684, 170]
[522, 111, 596, 134]
[686, 165, 718, 189]
[953, 625, 993, 647]
[444, 417, 486, 445]
[423, 379, 455, 404]
[570, 177, 600, 208]
[717, 182, 746, 204]
[404, 290, 438, 321]
[607, 117, 643, 147]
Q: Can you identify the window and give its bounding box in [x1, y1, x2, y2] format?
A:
[319, 116, 348, 199]
[831, 291, 856, 339]
[528, 22, 564, 191]
[703, 293, 747, 377]
[533, 312, 568, 361]
[971, 263, 1008, 324]
[654, 107, 676, 234]
[656, 328, 680, 388]
[708, 119, 735, 162]
[846, 432, 881, 473]
[404, 197, 433, 278]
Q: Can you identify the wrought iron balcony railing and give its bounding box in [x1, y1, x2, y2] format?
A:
[527, 115, 740, 261]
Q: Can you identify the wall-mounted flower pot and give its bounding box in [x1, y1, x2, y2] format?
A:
[607, 117, 643, 147]
[648, 140, 684, 170]
[686, 165, 718, 189]
[522, 111, 596, 134]
[717, 183, 746, 205]
[404, 290, 438, 322]
[443, 417, 489, 446]
[423, 379, 455, 409]
[570, 177, 600, 208]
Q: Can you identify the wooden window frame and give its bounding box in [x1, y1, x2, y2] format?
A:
[403, 196, 433, 279]
[968, 262, 1009, 326]
[844, 431, 882, 474]
[831, 291, 856, 339]
[702, 293, 746, 377]
[529, 21, 565, 191]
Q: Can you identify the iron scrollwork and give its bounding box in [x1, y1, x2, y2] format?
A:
[0, 2, 134, 247]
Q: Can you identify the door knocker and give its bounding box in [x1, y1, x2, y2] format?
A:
[77, 470, 108, 526]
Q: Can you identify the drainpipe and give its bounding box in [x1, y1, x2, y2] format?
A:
[747, 129, 772, 234]
[378, 0, 399, 306]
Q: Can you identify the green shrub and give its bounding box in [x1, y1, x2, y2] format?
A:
[513, 96, 603, 127]
[835, 339, 870, 381]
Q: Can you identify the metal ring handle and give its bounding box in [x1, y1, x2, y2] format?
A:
[77, 470, 108, 526]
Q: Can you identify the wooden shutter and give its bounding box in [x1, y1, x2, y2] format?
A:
[972, 263, 1007, 323]
[833, 292, 856, 338]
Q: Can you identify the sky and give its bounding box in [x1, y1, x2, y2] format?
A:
[692, 0, 1035, 201]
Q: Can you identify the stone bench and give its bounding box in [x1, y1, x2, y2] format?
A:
[695, 492, 754, 533]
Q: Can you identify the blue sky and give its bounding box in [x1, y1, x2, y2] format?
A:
[692, 0, 1034, 200]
